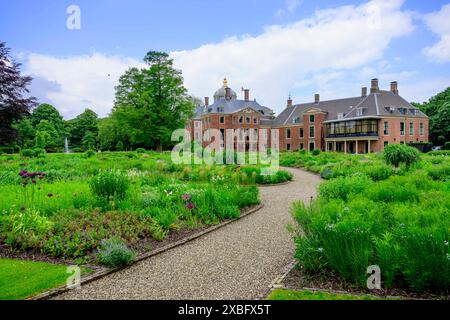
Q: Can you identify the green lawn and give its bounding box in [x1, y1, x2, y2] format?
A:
[0, 258, 72, 300]
[267, 288, 391, 300]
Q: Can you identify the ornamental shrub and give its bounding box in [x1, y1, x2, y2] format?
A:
[97, 237, 136, 268]
[89, 170, 130, 202]
[383, 144, 420, 168]
[20, 148, 46, 158]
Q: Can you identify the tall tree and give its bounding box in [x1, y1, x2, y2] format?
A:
[67, 109, 98, 148]
[0, 42, 36, 145]
[30, 103, 66, 147]
[112, 51, 194, 151]
[413, 87, 450, 145]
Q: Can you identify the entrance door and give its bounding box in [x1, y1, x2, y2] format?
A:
[348, 142, 354, 154]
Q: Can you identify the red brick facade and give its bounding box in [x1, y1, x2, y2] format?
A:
[188, 79, 430, 154]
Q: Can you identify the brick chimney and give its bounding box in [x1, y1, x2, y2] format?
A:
[287, 95, 293, 107]
[361, 87, 367, 97]
[390, 81, 399, 95]
[225, 87, 231, 100]
[370, 78, 379, 94]
[204, 97, 209, 107]
[314, 94, 320, 104]
[244, 89, 250, 101]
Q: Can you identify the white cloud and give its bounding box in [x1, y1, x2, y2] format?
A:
[171, 0, 414, 112]
[25, 53, 145, 119]
[24, 0, 417, 118]
[423, 4, 450, 62]
[276, 0, 302, 17]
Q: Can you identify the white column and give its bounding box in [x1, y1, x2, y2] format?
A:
[355, 140, 359, 154]
[325, 141, 328, 152]
[368, 140, 371, 154]
[344, 141, 347, 153]
[334, 141, 336, 152]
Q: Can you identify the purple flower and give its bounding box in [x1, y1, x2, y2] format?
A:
[31, 179, 36, 184]
[19, 170, 28, 177]
[47, 193, 54, 198]
[182, 193, 191, 201]
[185, 202, 195, 210]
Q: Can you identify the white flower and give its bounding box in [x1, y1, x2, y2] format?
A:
[317, 247, 324, 252]
[445, 241, 449, 246]
[446, 253, 450, 261]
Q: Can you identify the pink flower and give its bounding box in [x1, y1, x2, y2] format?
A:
[182, 193, 191, 201]
[185, 202, 195, 210]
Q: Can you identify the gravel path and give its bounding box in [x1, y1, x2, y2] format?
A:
[55, 167, 320, 300]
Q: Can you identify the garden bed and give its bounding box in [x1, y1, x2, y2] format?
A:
[280, 148, 450, 298]
[280, 264, 448, 300]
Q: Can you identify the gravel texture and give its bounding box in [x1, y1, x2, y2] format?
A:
[54, 167, 320, 300]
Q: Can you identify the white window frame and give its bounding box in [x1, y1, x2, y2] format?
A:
[383, 121, 389, 135]
[286, 128, 291, 139]
[309, 126, 315, 138]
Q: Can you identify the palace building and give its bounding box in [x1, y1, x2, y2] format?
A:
[188, 78, 429, 153]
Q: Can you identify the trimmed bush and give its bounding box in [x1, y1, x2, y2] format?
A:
[311, 149, 321, 156]
[20, 148, 46, 158]
[97, 237, 135, 268]
[136, 148, 146, 153]
[384, 144, 420, 168]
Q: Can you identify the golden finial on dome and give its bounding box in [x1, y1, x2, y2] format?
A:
[223, 78, 228, 88]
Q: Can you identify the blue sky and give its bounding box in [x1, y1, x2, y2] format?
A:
[1, 0, 450, 118]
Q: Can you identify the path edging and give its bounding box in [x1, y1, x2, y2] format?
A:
[29, 203, 265, 300]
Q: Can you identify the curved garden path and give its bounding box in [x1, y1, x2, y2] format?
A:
[55, 167, 320, 300]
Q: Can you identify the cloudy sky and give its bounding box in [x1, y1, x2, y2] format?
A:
[1, 0, 450, 119]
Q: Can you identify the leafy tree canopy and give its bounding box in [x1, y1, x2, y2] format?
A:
[67, 108, 98, 148]
[413, 87, 450, 145]
[111, 51, 194, 151]
[0, 42, 36, 145]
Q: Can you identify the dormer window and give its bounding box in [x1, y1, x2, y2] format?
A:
[337, 113, 344, 119]
[293, 117, 301, 124]
[259, 110, 265, 115]
[410, 108, 419, 115]
[398, 107, 407, 115]
[385, 106, 395, 114]
[356, 108, 363, 117]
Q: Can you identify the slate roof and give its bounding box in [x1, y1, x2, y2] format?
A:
[193, 98, 275, 119]
[273, 90, 427, 126]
